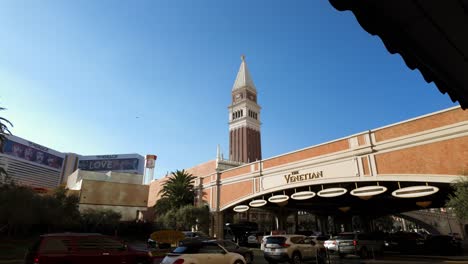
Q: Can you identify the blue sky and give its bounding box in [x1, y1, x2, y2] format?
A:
[0, 1, 457, 179]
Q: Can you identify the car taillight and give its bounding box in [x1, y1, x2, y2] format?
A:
[33, 257, 40, 264]
[353, 240, 357, 247]
[332, 241, 336, 245]
[173, 259, 185, 264]
[281, 243, 290, 248]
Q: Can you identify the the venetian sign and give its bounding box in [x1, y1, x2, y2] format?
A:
[284, 170, 323, 184]
[261, 159, 358, 191]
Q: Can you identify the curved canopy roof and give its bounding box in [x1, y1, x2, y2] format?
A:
[329, 0, 468, 109]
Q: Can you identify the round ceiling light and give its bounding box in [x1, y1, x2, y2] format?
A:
[291, 191, 316, 200]
[249, 199, 267, 207]
[392, 186, 439, 198]
[350, 186, 387, 197]
[317, 187, 347, 198]
[268, 194, 289, 203]
[233, 205, 249, 212]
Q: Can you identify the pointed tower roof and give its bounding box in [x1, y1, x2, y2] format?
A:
[232, 55, 256, 91]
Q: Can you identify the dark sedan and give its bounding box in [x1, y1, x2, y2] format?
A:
[216, 239, 254, 264]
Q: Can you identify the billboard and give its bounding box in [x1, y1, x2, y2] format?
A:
[0, 138, 64, 170]
[78, 154, 144, 173]
[145, 154, 157, 168]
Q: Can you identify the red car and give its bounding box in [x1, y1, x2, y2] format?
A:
[24, 233, 153, 264]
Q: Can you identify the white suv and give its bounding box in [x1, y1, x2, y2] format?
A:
[263, 234, 326, 264]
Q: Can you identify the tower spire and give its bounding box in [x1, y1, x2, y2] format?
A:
[232, 55, 256, 91]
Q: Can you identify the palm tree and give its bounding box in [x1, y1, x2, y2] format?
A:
[159, 169, 197, 209]
[0, 107, 13, 178]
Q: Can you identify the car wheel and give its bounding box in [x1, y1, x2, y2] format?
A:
[290, 252, 302, 264]
[234, 260, 245, 264]
[243, 253, 253, 264]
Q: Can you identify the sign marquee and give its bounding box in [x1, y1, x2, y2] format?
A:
[261, 159, 358, 190]
[284, 170, 323, 184]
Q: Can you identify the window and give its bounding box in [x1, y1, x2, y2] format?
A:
[199, 243, 224, 254]
[290, 236, 304, 244]
[172, 246, 199, 254]
[222, 241, 238, 250]
[99, 237, 125, 251]
[266, 237, 286, 244]
[76, 237, 102, 251]
[40, 238, 72, 253]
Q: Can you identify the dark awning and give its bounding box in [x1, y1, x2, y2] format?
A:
[329, 0, 468, 109]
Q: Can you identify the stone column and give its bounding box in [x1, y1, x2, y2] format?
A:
[212, 211, 224, 239]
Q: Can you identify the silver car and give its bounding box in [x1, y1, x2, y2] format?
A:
[324, 232, 384, 258]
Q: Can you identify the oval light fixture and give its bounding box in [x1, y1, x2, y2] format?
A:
[249, 199, 267, 207]
[392, 186, 439, 198]
[268, 194, 289, 203]
[350, 186, 387, 197]
[317, 187, 347, 198]
[233, 205, 249, 212]
[291, 191, 316, 200]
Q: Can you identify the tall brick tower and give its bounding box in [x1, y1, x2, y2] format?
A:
[228, 55, 262, 163]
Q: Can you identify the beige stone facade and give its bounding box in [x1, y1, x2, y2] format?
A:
[67, 170, 148, 221]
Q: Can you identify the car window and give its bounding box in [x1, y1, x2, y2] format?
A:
[199, 243, 225, 254]
[76, 237, 102, 251]
[99, 237, 125, 251]
[290, 236, 304, 244]
[40, 238, 72, 253]
[173, 246, 199, 254]
[266, 237, 286, 244]
[222, 241, 238, 250]
[302, 238, 315, 244]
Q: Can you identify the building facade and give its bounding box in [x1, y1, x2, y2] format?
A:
[0, 134, 146, 189]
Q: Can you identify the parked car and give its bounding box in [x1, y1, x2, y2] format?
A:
[260, 235, 271, 251]
[24, 233, 152, 264]
[424, 234, 462, 256]
[217, 240, 254, 264]
[384, 231, 425, 253]
[263, 234, 326, 264]
[246, 232, 262, 248]
[324, 232, 384, 258]
[161, 240, 246, 264]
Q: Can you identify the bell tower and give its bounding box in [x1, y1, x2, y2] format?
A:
[228, 55, 262, 163]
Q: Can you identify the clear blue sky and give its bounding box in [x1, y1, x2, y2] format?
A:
[0, 1, 458, 179]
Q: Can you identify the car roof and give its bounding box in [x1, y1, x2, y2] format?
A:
[267, 234, 305, 238]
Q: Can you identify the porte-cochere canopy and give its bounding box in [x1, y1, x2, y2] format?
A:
[194, 107, 467, 216]
[328, 0, 468, 109]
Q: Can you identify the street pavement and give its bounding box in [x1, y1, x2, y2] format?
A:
[250, 248, 468, 264]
